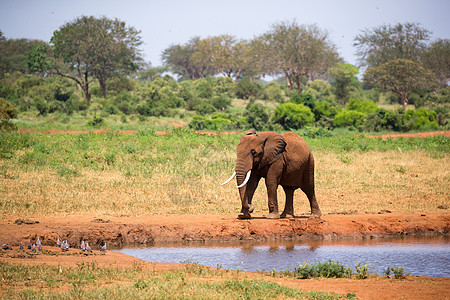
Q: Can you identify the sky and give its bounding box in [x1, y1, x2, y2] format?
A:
[1, 0, 449, 69]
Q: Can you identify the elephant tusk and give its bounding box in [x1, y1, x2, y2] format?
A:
[221, 171, 236, 185]
[237, 170, 251, 188]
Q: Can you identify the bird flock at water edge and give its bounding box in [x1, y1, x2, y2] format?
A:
[2, 237, 107, 254]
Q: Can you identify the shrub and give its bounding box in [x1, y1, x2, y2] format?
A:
[405, 108, 439, 130]
[263, 82, 285, 102]
[211, 96, 231, 111]
[293, 260, 347, 279]
[235, 77, 261, 100]
[189, 115, 234, 131]
[87, 116, 106, 127]
[0, 98, 17, 130]
[346, 98, 378, 113]
[272, 102, 314, 130]
[364, 109, 414, 132]
[245, 103, 270, 131]
[333, 110, 366, 128]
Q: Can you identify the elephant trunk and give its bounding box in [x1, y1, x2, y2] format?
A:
[235, 157, 252, 209]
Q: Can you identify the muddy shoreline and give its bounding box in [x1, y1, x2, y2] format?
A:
[1, 213, 448, 248]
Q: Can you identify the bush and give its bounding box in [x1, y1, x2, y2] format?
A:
[245, 103, 270, 131]
[189, 115, 234, 131]
[405, 108, 439, 130]
[293, 260, 348, 279]
[272, 102, 314, 130]
[364, 109, 413, 132]
[211, 96, 231, 111]
[333, 110, 366, 128]
[263, 82, 286, 102]
[235, 77, 261, 100]
[346, 98, 378, 113]
[0, 98, 17, 130]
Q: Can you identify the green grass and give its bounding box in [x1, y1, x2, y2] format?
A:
[1, 128, 449, 216]
[0, 261, 346, 299]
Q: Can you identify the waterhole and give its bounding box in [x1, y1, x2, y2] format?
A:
[117, 236, 450, 277]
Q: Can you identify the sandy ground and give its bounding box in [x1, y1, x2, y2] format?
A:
[1, 213, 449, 300]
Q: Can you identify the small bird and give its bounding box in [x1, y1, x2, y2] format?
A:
[31, 244, 36, 252]
[61, 240, 69, 252]
[36, 237, 42, 250]
[19, 241, 24, 250]
[56, 238, 61, 247]
[85, 242, 92, 253]
[2, 243, 12, 250]
[100, 243, 107, 252]
[27, 239, 32, 249]
[81, 240, 85, 252]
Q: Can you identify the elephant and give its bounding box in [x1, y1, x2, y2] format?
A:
[222, 129, 321, 219]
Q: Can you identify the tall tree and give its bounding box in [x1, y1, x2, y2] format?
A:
[192, 35, 250, 83]
[329, 63, 359, 104]
[0, 36, 43, 75]
[422, 39, 450, 87]
[364, 59, 435, 109]
[162, 37, 214, 80]
[51, 16, 143, 102]
[256, 20, 339, 95]
[354, 22, 431, 68]
[27, 43, 52, 76]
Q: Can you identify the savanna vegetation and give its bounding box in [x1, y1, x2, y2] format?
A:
[0, 261, 361, 299]
[0, 16, 449, 299]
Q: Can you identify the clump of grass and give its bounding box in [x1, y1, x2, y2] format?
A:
[290, 260, 351, 279]
[56, 166, 80, 177]
[384, 265, 410, 279]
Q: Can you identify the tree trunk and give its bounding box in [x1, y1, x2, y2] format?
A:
[295, 74, 302, 95]
[284, 72, 292, 90]
[99, 77, 107, 99]
[234, 69, 242, 84]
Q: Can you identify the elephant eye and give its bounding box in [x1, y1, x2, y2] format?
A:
[251, 149, 257, 156]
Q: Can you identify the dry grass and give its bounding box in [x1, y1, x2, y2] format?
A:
[2, 146, 448, 217]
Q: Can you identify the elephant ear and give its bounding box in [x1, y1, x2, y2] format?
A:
[259, 132, 286, 168]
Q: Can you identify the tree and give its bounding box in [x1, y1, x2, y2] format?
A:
[27, 43, 52, 76]
[162, 37, 214, 80]
[192, 35, 250, 83]
[256, 20, 339, 95]
[354, 22, 431, 68]
[329, 63, 359, 104]
[364, 59, 435, 109]
[422, 39, 450, 87]
[0, 36, 43, 75]
[51, 16, 143, 102]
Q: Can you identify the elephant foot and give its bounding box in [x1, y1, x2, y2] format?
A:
[309, 211, 322, 218]
[281, 212, 294, 219]
[238, 212, 251, 219]
[266, 212, 280, 219]
[248, 205, 255, 213]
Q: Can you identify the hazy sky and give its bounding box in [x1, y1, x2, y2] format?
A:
[1, 0, 449, 68]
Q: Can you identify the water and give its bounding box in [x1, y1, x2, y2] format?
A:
[117, 236, 450, 277]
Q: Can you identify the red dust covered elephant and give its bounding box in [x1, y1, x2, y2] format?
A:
[222, 130, 321, 219]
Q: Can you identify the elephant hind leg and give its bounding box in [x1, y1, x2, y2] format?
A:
[281, 186, 295, 218]
[301, 155, 322, 218]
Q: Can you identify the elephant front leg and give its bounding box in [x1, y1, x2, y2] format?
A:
[238, 176, 259, 219]
[281, 186, 295, 218]
[265, 181, 280, 219]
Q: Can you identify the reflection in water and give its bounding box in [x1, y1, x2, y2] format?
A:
[117, 236, 450, 278]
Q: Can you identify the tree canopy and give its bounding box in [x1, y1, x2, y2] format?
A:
[255, 21, 339, 95]
[354, 22, 431, 68]
[364, 59, 436, 108]
[50, 15, 143, 101]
